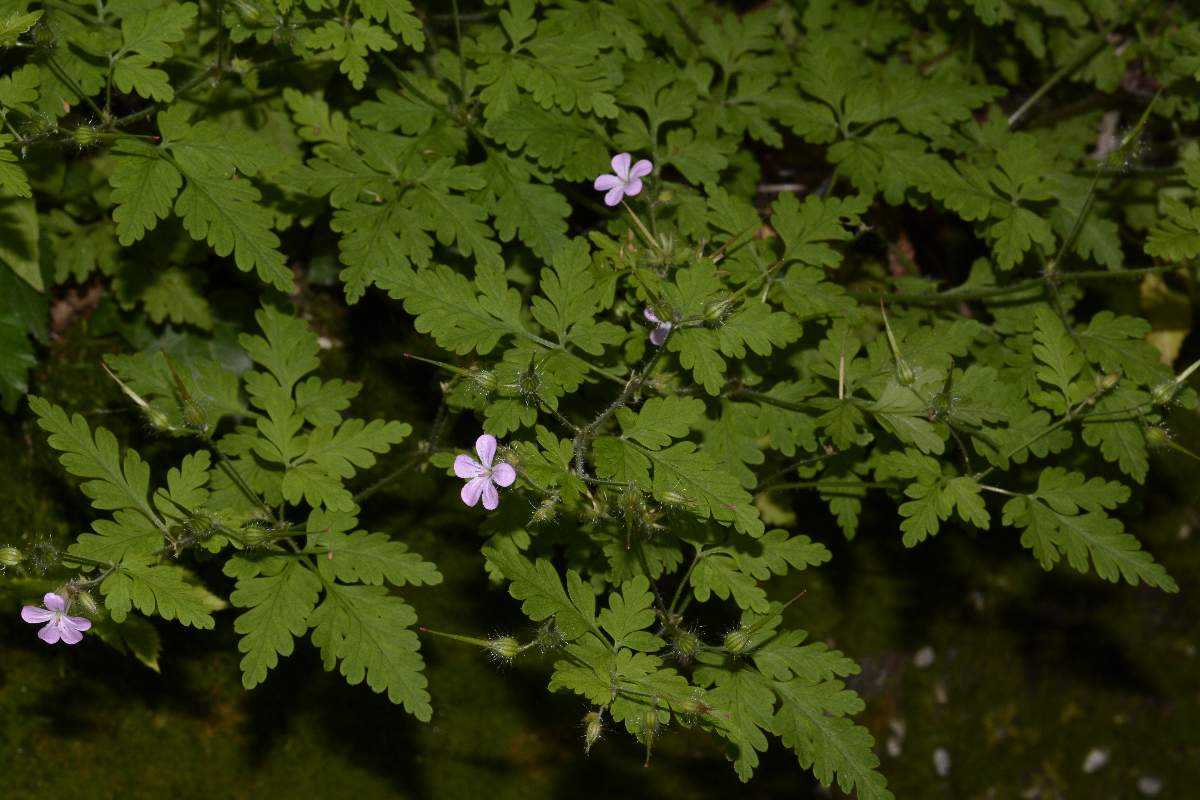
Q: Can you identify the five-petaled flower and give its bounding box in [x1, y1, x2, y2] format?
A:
[594, 153, 653, 207]
[644, 307, 673, 346]
[21, 592, 91, 645]
[455, 433, 517, 510]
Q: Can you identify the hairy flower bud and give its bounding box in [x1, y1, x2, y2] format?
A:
[723, 626, 754, 655]
[1095, 372, 1120, 392]
[530, 497, 558, 525]
[583, 711, 603, 754]
[1144, 425, 1171, 447]
[1151, 380, 1178, 407]
[72, 125, 102, 149]
[672, 629, 701, 665]
[0, 545, 23, 566]
[182, 397, 208, 432]
[487, 635, 523, 663]
[703, 298, 733, 324]
[76, 590, 100, 616]
[469, 368, 497, 395]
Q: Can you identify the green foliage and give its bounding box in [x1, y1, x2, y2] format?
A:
[6, 0, 1200, 793]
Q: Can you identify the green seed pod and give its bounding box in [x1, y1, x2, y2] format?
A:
[0, 545, 23, 566]
[896, 357, 916, 387]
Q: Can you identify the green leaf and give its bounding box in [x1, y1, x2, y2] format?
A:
[614, 396, 705, 450]
[110, 141, 183, 244]
[29, 396, 163, 529]
[381, 262, 525, 355]
[0, 9, 42, 47]
[226, 556, 322, 689]
[103, 559, 225, 628]
[154, 451, 212, 522]
[0, 191, 39, 292]
[111, 4, 197, 101]
[633, 441, 764, 536]
[1003, 495, 1176, 591]
[312, 529, 442, 587]
[694, 666, 774, 781]
[309, 582, 431, 719]
[597, 576, 663, 652]
[1081, 386, 1150, 483]
[752, 629, 860, 683]
[484, 539, 597, 641]
[772, 678, 892, 800]
[239, 307, 321, 392]
[1032, 307, 1087, 412]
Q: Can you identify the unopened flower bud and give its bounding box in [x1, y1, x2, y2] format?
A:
[0, 545, 23, 566]
[703, 298, 733, 323]
[583, 711, 603, 753]
[1144, 425, 1171, 447]
[182, 398, 208, 431]
[723, 626, 754, 655]
[660, 490, 691, 509]
[76, 590, 100, 616]
[1095, 372, 1120, 392]
[672, 629, 701, 664]
[1151, 381, 1178, 407]
[620, 484, 643, 517]
[641, 706, 660, 739]
[487, 635, 522, 663]
[680, 696, 712, 719]
[72, 125, 101, 149]
[517, 367, 541, 398]
[470, 368, 497, 395]
[530, 497, 558, 525]
[896, 358, 916, 387]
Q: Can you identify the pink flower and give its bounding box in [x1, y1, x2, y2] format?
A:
[594, 153, 653, 206]
[644, 306, 673, 346]
[21, 592, 92, 645]
[454, 433, 517, 510]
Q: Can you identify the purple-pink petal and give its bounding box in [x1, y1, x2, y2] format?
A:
[65, 614, 92, 633]
[481, 481, 500, 511]
[624, 177, 644, 198]
[611, 152, 632, 179]
[643, 307, 661, 324]
[492, 462, 516, 487]
[454, 454, 485, 479]
[58, 622, 85, 645]
[475, 433, 497, 468]
[37, 623, 63, 645]
[43, 592, 66, 612]
[461, 476, 488, 507]
[650, 325, 671, 347]
[594, 174, 621, 191]
[21, 605, 54, 624]
[603, 186, 624, 207]
[629, 159, 653, 179]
